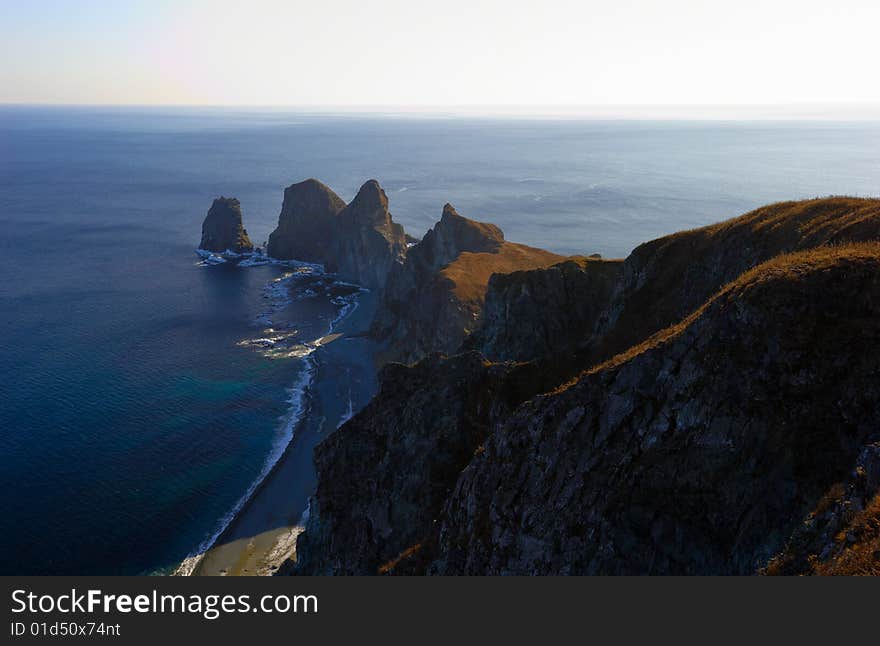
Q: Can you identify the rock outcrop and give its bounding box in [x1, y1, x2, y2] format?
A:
[266, 179, 406, 289]
[199, 197, 253, 253]
[293, 352, 518, 575]
[467, 256, 624, 362]
[290, 196, 880, 576]
[429, 246, 880, 574]
[764, 442, 880, 576]
[591, 197, 880, 365]
[266, 179, 346, 262]
[372, 204, 564, 364]
[331, 180, 407, 289]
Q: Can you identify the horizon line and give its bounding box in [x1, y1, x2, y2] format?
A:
[2, 102, 880, 121]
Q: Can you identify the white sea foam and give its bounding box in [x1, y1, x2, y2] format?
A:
[254, 266, 322, 329]
[337, 388, 355, 429]
[176, 253, 364, 576]
[194, 249, 228, 266]
[331, 279, 361, 288]
[194, 248, 324, 272]
[256, 500, 312, 575]
[329, 286, 367, 331]
[174, 357, 315, 576]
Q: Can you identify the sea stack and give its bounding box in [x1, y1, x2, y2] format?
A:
[266, 179, 407, 289]
[199, 197, 254, 253]
[266, 179, 346, 262]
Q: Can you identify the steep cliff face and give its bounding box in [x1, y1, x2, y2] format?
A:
[593, 197, 880, 364]
[265, 179, 406, 289]
[467, 256, 624, 362]
[294, 352, 517, 575]
[429, 246, 880, 574]
[330, 180, 407, 289]
[199, 197, 253, 253]
[292, 197, 880, 576]
[266, 179, 346, 262]
[372, 204, 564, 364]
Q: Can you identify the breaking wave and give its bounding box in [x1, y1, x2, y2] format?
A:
[176, 253, 363, 575]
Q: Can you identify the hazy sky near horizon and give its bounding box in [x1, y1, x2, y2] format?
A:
[2, 0, 879, 115]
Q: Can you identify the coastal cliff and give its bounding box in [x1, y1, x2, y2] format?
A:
[199, 197, 253, 253]
[372, 204, 564, 364]
[293, 352, 518, 575]
[591, 197, 880, 364]
[266, 179, 346, 262]
[332, 180, 407, 290]
[466, 256, 623, 362]
[266, 179, 406, 289]
[429, 245, 880, 574]
[291, 196, 880, 576]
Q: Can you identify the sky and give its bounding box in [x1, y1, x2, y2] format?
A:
[1, 0, 879, 117]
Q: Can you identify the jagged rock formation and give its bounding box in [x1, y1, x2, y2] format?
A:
[291, 196, 880, 576]
[332, 180, 407, 289]
[591, 197, 880, 364]
[199, 197, 253, 253]
[472, 198, 880, 368]
[293, 352, 518, 575]
[372, 204, 564, 364]
[467, 256, 623, 362]
[429, 246, 880, 574]
[266, 179, 406, 289]
[266, 179, 346, 262]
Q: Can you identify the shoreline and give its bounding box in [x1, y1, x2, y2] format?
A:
[183, 289, 380, 576]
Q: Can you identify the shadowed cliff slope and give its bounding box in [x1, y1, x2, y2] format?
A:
[593, 197, 880, 364]
[293, 352, 519, 575]
[467, 256, 624, 362]
[764, 441, 880, 576]
[291, 197, 880, 576]
[429, 245, 880, 574]
[332, 180, 407, 289]
[372, 204, 563, 364]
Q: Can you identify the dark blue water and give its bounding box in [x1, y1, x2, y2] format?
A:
[1, 106, 878, 574]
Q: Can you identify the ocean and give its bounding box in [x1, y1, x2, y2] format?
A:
[1, 106, 877, 575]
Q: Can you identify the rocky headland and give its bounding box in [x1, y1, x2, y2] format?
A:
[198, 182, 880, 576]
[371, 203, 564, 364]
[465, 255, 624, 362]
[286, 195, 880, 576]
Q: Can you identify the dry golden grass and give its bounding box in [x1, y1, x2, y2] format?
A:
[815, 495, 880, 576]
[440, 242, 565, 306]
[377, 543, 423, 575]
[550, 241, 880, 395]
[813, 483, 846, 517]
[661, 196, 880, 247]
[589, 197, 880, 367]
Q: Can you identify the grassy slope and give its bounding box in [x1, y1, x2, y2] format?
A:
[440, 242, 565, 307]
[595, 197, 880, 364]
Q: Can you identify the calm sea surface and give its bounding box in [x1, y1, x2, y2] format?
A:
[1, 107, 877, 574]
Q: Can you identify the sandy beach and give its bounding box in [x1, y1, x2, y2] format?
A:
[190, 292, 380, 576]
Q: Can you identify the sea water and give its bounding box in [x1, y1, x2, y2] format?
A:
[1, 106, 878, 574]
